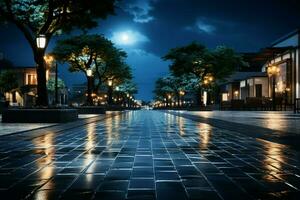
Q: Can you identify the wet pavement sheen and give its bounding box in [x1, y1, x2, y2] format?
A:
[0, 110, 300, 200]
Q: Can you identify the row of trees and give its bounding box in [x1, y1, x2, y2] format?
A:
[53, 34, 137, 106]
[154, 42, 247, 106]
[0, 0, 119, 106]
[0, 34, 137, 106]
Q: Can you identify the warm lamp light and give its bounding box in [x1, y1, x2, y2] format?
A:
[108, 79, 113, 87]
[86, 69, 93, 77]
[267, 65, 280, 76]
[36, 34, 46, 49]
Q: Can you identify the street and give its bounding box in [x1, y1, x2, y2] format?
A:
[0, 110, 299, 200]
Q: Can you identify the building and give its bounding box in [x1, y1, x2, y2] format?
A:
[220, 29, 300, 111]
[2, 66, 68, 106]
[261, 29, 300, 106]
[220, 72, 268, 102]
[3, 67, 38, 106]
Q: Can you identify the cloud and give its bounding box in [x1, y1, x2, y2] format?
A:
[185, 17, 236, 35]
[121, 0, 155, 23]
[110, 30, 149, 46]
[196, 20, 216, 34]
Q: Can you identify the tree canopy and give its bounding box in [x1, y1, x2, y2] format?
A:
[117, 81, 138, 95]
[0, 0, 117, 44]
[53, 34, 132, 92]
[0, 0, 118, 106]
[0, 70, 18, 93]
[153, 75, 191, 101]
[46, 77, 65, 92]
[163, 42, 247, 83]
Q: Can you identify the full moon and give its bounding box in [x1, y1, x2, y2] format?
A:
[111, 30, 148, 46]
[121, 33, 129, 42]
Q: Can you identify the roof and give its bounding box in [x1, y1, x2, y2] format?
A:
[224, 72, 267, 83]
[244, 46, 294, 63]
[271, 28, 300, 47]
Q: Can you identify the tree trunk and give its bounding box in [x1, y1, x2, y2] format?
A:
[35, 50, 48, 106]
[196, 88, 202, 106]
[86, 75, 93, 106]
[176, 93, 180, 107]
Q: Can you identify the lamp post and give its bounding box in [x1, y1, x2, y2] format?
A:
[179, 90, 185, 107]
[167, 94, 172, 107]
[267, 65, 280, 111]
[203, 74, 214, 106]
[36, 34, 48, 106]
[107, 78, 113, 106]
[44, 55, 59, 105]
[126, 93, 130, 108]
[86, 69, 93, 106]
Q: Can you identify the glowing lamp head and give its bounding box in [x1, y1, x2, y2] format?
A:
[108, 79, 113, 87]
[86, 69, 93, 77]
[234, 90, 239, 96]
[36, 34, 46, 49]
[267, 65, 280, 76]
[44, 55, 54, 65]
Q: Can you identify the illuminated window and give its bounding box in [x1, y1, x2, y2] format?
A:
[222, 93, 228, 101]
[26, 74, 37, 85]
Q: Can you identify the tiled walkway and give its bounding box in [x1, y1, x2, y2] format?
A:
[0, 111, 299, 200]
[180, 111, 300, 134]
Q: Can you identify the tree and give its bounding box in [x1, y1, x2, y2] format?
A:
[163, 42, 247, 105]
[0, 58, 14, 73]
[0, 70, 19, 101]
[153, 75, 190, 107]
[53, 34, 131, 105]
[116, 80, 137, 106]
[118, 81, 138, 95]
[0, 0, 118, 106]
[46, 77, 65, 92]
[53, 34, 112, 105]
[94, 48, 132, 93]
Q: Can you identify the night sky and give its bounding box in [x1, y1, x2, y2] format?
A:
[0, 0, 300, 101]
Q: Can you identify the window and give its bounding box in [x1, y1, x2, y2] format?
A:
[222, 93, 228, 101]
[26, 74, 37, 85]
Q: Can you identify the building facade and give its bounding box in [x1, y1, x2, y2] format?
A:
[220, 29, 300, 110]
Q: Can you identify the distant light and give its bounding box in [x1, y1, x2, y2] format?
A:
[108, 79, 113, 87]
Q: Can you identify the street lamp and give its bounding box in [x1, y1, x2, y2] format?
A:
[86, 68, 93, 105]
[167, 94, 172, 107]
[108, 79, 113, 87]
[203, 74, 214, 105]
[36, 34, 46, 49]
[179, 90, 185, 107]
[44, 55, 59, 105]
[86, 68, 93, 77]
[107, 78, 113, 106]
[267, 65, 280, 111]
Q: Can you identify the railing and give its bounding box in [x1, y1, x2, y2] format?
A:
[294, 98, 300, 113]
